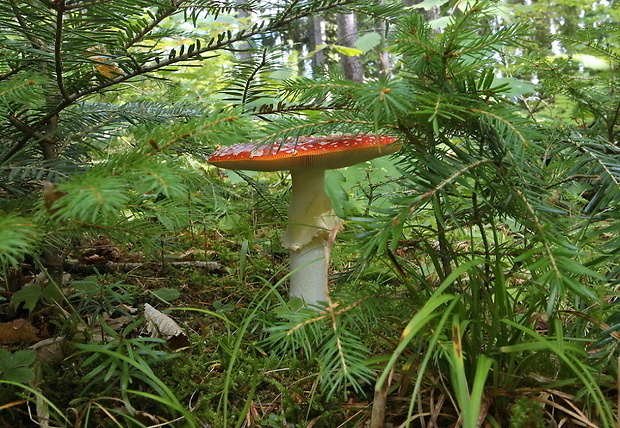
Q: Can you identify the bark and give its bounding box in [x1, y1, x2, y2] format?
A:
[41, 114, 64, 296]
[336, 13, 363, 83]
[375, 15, 390, 75]
[235, 1, 253, 62]
[63, 259, 223, 274]
[370, 378, 389, 428]
[308, 16, 326, 70]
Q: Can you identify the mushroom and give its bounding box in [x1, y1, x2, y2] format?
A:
[207, 134, 401, 306]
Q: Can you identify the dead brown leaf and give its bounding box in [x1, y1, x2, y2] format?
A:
[0, 319, 40, 343]
[144, 304, 190, 350]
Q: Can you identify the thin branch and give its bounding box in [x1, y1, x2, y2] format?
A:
[607, 97, 620, 144]
[54, 1, 70, 101]
[513, 187, 563, 285]
[6, 115, 53, 144]
[278, 0, 302, 24]
[0, 116, 57, 165]
[251, 104, 344, 116]
[242, 50, 268, 104]
[576, 141, 620, 186]
[0, 135, 31, 165]
[62, 0, 117, 11]
[545, 174, 600, 190]
[397, 158, 495, 222]
[123, 6, 179, 51]
[233, 170, 286, 222]
[8, 0, 46, 49]
[0, 65, 29, 82]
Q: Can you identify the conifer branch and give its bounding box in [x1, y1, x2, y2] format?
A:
[122, 6, 179, 51]
[30, 0, 356, 129]
[8, 0, 45, 49]
[6, 115, 53, 144]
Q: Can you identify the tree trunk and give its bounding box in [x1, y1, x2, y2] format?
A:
[336, 13, 363, 83]
[375, 14, 390, 75]
[40, 115, 65, 301]
[308, 15, 326, 71]
[235, 1, 253, 62]
[40, 7, 64, 300]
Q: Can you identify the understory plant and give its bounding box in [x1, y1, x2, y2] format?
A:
[256, 1, 619, 426]
[0, 0, 395, 425]
[0, 0, 618, 426]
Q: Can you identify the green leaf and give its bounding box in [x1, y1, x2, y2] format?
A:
[407, 0, 450, 11]
[493, 77, 536, 97]
[354, 32, 382, 53]
[0, 350, 10, 367]
[306, 43, 328, 58]
[13, 350, 36, 367]
[12, 285, 42, 312]
[4, 367, 35, 384]
[333, 45, 362, 57]
[0, 349, 36, 383]
[429, 16, 452, 30]
[150, 288, 181, 303]
[218, 212, 241, 230]
[269, 68, 294, 80]
[325, 169, 350, 217]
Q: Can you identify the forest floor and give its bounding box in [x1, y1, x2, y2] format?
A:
[1, 229, 395, 427]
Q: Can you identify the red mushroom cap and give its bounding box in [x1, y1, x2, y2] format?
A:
[207, 134, 401, 172]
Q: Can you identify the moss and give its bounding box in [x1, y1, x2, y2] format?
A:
[160, 348, 326, 426]
[509, 397, 546, 428]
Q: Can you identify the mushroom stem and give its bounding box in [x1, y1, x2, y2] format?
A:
[289, 236, 329, 304]
[282, 169, 342, 305]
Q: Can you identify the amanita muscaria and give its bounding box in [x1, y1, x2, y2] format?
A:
[207, 134, 401, 305]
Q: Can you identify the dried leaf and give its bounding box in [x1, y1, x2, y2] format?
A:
[144, 303, 184, 338]
[0, 319, 40, 343]
[167, 332, 191, 351]
[101, 314, 132, 331]
[30, 337, 65, 363]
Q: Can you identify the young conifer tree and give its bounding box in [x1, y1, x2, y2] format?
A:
[262, 2, 619, 424]
[0, 0, 371, 287]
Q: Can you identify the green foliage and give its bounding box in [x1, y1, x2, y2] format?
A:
[0, 0, 619, 426]
[69, 276, 138, 316]
[11, 284, 44, 312]
[509, 396, 546, 428]
[0, 213, 37, 269]
[244, 1, 618, 425]
[267, 297, 378, 399]
[73, 320, 188, 420]
[0, 0, 369, 279]
[0, 349, 36, 383]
